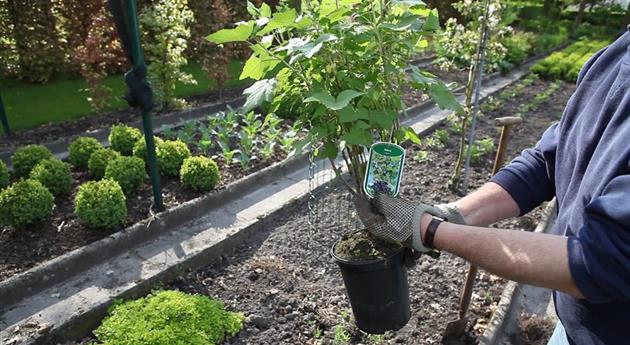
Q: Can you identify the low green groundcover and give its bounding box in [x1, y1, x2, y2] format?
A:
[94, 290, 244, 345]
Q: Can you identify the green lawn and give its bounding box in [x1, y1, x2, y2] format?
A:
[0, 60, 246, 133]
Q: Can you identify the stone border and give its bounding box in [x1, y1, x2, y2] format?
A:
[480, 200, 558, 345]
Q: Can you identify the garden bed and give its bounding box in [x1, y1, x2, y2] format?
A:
[62, 75, 574, 345]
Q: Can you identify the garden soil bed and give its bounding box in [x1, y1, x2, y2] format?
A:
[64, 76, 574, 344]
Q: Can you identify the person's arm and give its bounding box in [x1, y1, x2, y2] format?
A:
[419, 213, 584, 299]
[451, 182, 520, 226]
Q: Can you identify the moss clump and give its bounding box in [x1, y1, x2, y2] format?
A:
[74, 179, 127, 229]
[180, 156, 220, 192]
[69, 137, 102, 168]
[0, 179, 54, 229]
[11, 144, 54, 178]
[30, 158, 73, 196]
[88, 148, 121, 180]
[94, 290, 244, 345]
[109, 124, 142, 156]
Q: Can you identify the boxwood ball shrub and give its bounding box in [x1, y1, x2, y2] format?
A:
[69, 137, 102, 168]
[0, 160, 9, 189]
[30, 159, 73, 196]
[0, 179, 54, 229]
[109, 124, 142, 156]
[75, 179, 127, 229]
[156, 139, 191, 177]
[104, 156, 146, 196]
[94, 290, 244, 345]
[180, 156, 220, 192]
[132, 136, 164, 162]
[88, 148, 121, 179]
[11, 144, 54, 178]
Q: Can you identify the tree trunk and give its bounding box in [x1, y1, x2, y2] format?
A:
[572, 0, 589, 37]
[622, 2, 630, 31]
[425, 0, 462, 24]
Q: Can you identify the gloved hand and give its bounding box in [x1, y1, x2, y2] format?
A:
[354, 193, 466, 253]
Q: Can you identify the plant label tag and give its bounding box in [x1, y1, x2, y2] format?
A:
[363, 142, 406, 198]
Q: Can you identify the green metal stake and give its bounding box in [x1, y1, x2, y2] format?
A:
[0, 94, 12, 137]
[126, 0, 164, 211]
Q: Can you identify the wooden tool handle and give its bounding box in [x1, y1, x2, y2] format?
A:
[494, 116, 523, 127]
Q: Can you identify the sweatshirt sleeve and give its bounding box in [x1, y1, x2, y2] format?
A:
[490, 123, 558, 215]
[567, 174, 630, 303]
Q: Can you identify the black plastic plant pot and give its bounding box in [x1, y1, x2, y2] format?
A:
[331, 239, 411, 334]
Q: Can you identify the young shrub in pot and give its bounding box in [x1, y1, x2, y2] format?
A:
[104, 156, 147, 196]
[30, 158, 73, 196]
[11, 144, 54, 178]
[109, 124, 142, 156]
[75, 179, 127, 229]
[208, 0, 461, 333]
[0, 179, 54, 229]
[88, 148, 121, 179]
[68, 137, 102, 168]
[180, 156, 220, 192]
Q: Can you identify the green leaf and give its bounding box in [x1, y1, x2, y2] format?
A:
[292, 15, 314, 29]
[422, 9, 440, 31]
[206, 22, 254, 44]
[320, 142, 339, 159]
[260, 3, 272, 17]
[242, 79, 277, 112]
[428, 82, 462, 112]
[401, 126, 421, 144]
[339, 106, 368, 123]
[240, 56, 262, 80]
[257, 9, 297, 36]
[369, 109, 397, 129]
[416, 39, 429, 49]
[342, 122, 372, 146]
[247, 1, 259, 16]
[305, 90, 363, 111]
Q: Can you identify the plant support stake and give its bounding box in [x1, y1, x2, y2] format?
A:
[0, 93, 11, 137]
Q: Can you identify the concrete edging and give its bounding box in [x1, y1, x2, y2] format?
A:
[480, 200, 558, 345]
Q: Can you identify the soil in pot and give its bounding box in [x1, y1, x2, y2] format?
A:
[333, 230, 401, 261]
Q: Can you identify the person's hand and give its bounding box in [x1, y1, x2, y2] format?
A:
[353, 193, 466, 253]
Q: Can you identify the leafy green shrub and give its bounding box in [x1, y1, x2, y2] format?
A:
[156, 140, 191, 177]
[30, 159, 73, 196]
[11, 144, 54, 178]
[104, 156, 146, 196]
[88, 148, 121, 179]
[180, 156, 220, 192]
[0, 160, 10, 189]
[132, 136, 164, 162]
[94, 290, 244, 345]
[503, 31, 535, 65]
[531, 39, 609, 81]
[69, 137, 102, 168]
[109, 124, 143, 156]
[74, 179, 127, 229]
[0, 179, 54, 229]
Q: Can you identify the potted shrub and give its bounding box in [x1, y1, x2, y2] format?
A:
[208, 0, 461, 333]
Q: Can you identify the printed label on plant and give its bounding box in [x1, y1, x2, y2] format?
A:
[363, 142, 406, 198]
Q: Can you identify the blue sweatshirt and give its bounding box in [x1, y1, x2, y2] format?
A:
[491, 32, 630, 345]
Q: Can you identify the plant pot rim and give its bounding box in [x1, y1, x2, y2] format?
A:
[330, 230, 405, 266]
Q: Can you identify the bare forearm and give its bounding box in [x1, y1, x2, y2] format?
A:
[454, 182, 520, 226]
[423, 216, 584, 298]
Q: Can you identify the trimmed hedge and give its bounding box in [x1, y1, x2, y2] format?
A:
[11, 144, 54, 178]
[156, 139, 191, 177]
[88, 148, 121, 179]
[0, 160, 9, 189]
[94, 290, 244, 345]
[30, 158, 73, 196]
[75, 179, 127, 229]
[69, 137, 102, 168]
[0, 179, 54, 229]
[109, 124, 142, 156]
[133, 136, 164, 162]
[104, 156, 147, 196]
[180, 156, 220, 192]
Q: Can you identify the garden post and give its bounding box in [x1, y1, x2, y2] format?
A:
[108, 0, 164, 211]
[0, 94, 11, 137]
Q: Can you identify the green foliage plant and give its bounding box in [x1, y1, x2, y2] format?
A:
[133, 136, 164, 162]
[69, 137, 102, 168]
[180, 156, 220, 192]
[0, 179, 54, 229]
[104, 156, 147, 196]
[94, 290, 244, 345]
[140, 0, 196, 110]
[470, 137, 495, 164]
[30, 159, 73, 196]
[531, 39, 609, 82]
[89, 148, 121, 179]
[0, 160, 9, 189]
[207, 0, 461, 195]
[11, 144, 54, 178]
[156, 140, 192, 177]
[74, 179, 127, 229]
[109, 124, 143, 156]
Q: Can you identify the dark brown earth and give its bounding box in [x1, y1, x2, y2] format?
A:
[333, 230, 402, 261]
[518, 313, 556, 345]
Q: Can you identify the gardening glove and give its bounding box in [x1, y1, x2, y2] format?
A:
[354, 194, 467, 253]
